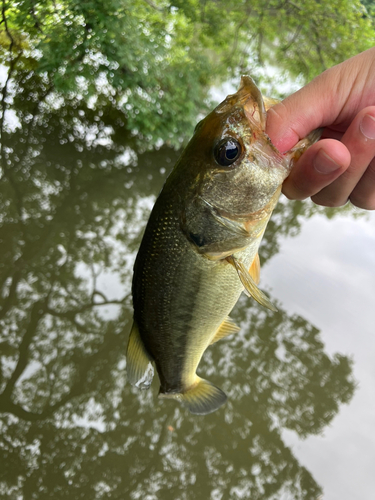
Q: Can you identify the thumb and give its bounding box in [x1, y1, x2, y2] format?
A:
[266, 103, 302, 153]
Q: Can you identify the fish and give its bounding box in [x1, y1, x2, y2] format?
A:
[126, 76, 320, 415]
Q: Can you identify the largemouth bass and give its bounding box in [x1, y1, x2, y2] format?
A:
[126, 76, 319, 415]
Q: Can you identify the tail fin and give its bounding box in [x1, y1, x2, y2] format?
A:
[159, 377, 227, 415]
[126, 320, 154, 390]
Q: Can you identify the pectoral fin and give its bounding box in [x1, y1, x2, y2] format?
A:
[227, 255, 277, 312]
[159, 377, 227, 415]
[210, 317, 240, 345]
[126, 320, 154, 389]
[249, 253, 260, 285]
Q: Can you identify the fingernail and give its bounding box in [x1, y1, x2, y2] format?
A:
[313, 149, 341, 174]
[360, 114, 375, 140]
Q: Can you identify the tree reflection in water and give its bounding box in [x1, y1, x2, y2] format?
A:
[0, 89, 356, 500]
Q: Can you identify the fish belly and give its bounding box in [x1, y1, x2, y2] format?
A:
[133, 214, 258, 394]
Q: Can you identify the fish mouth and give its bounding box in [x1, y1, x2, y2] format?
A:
[215, 76, 267, 131]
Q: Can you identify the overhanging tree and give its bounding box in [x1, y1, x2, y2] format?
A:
[1, 0, 374, 147]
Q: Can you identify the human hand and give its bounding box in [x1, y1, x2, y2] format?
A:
[266, 47, 375, 210]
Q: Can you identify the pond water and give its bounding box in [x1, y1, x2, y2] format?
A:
[0, 99, 374, 500]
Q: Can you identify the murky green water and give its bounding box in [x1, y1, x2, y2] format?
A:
[1, 101, 375, 500]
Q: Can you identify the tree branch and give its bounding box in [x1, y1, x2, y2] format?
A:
[46, 294, 129, 321]
[0, 328, 123, 421]
[0, 397, 42, 421]
[1, 299, 47, 400]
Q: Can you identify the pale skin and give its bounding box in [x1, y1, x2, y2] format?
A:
[266, 47, 375, 210]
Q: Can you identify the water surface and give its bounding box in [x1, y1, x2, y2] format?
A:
[0, 101, 374, 500]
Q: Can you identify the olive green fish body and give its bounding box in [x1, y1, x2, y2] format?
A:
[127, 76, 320, 415]
[133, 192, 264, 394]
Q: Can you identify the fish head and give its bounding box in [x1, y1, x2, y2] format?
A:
[167, 77, 287, 255]
[165, 76, 319, 257]
[195, 76, 292, 218]
[171, 76, 293, 225]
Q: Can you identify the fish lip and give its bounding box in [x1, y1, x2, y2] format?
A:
[216, 75, 267, 130]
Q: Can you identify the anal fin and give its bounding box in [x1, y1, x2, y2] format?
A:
[126, 320, 154, 390]
[227, 255, 277, 312]
[210, 317, 240, 345]
[159, 377, 227, 415]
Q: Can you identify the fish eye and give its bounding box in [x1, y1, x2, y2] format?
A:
[214, 138, 242, 167]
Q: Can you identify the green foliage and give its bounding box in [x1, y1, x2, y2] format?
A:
[1, 0, 375, 146]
